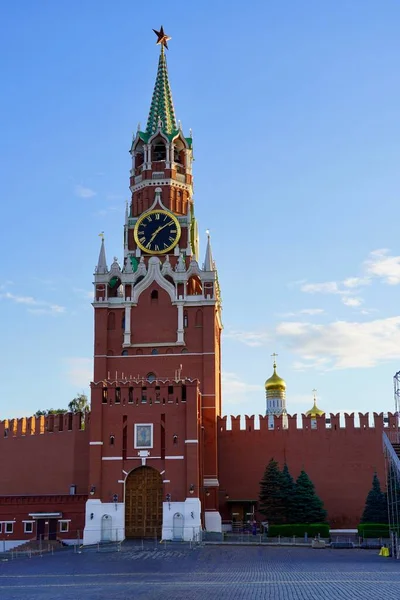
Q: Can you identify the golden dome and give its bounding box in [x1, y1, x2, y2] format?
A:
[306, 399, 325, 417]
[265, 363, 286, 391]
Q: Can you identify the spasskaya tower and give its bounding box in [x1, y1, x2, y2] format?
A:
[84, 27, 223, 543]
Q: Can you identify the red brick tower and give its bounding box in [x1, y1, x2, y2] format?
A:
[84, 28, 222, 543]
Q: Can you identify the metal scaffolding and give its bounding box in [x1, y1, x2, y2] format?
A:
[382, 371, 400, 558]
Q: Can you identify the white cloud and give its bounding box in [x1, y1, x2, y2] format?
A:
[222, 372, 263, 398]
[1, 292, 65, 315]
[278, 308, 325, 318]
[342, 277, 371, 289]
[224, 329, 270, 347]
[277, 316, 400, 369]
[301, 278, 366, 309]
[301, 281, 340, 294]
[75, 184, 96, 199]
[341, 297, 363, 307]
[300, 308, 325, 315]
[365, 249, 400, 285]
[221, 372, 264, 415]
[65, 358, 93, 388]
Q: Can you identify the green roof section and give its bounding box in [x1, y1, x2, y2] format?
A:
[146, 45, 177, 136]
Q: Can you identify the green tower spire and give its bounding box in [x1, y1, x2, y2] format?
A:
[146, 44, 177, 137]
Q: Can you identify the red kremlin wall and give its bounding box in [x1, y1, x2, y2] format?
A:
[218, 412, 393, 528]
[0, 409, 392, 536]
[0, 413, 90, 496]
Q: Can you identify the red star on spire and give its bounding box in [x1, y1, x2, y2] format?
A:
[152, 26, 171, 49]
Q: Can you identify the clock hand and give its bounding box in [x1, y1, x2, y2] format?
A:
[149, 226, 162, 243]
[148, 221, 173, 245]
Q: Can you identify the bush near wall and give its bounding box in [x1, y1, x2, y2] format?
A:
[268, 523, 330, 538]
[358, 523, 390, 538]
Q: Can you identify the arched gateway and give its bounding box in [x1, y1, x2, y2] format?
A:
[125, 466, 163, 538]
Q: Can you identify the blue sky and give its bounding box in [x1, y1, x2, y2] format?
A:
[1, 1, 400, 419]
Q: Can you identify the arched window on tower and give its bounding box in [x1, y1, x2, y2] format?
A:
[186, 276, 202, 296]
[152, 141, 166, 162]
[184, 311, 188, 328]
[173, 138, 186, 170]
[151, 290, 158, 304]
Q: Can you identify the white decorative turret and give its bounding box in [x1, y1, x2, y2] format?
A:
[136, 256, 147, 278]
[110, 257, 121, 276]
[203, 232, 214, 271]
[96, 235, 108, 274]
[175, 253, 186, 273]
[124, 255, 133, 274]
[161, 255, 174, 277]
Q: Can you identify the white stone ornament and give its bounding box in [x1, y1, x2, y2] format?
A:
[135, 256, 147, 278]
[175, 253, 186, 273]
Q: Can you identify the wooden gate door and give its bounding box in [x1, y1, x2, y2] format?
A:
[125, 467, 163, 538]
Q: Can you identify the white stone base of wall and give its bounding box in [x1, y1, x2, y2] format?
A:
[83, 499, 125, 546]
[83, 497, 206, 544]
[204, 510, 222, 533]
[161, 497, 202, 541]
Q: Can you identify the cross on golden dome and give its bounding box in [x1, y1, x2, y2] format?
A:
[152, 26, 171, 49]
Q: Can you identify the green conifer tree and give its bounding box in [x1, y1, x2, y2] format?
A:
[361, 472, 388, 524]
[281, 463, 296, 523]
[292, 469, 327, 524]
[259, 458, 286, 524]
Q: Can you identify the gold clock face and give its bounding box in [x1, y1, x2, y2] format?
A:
[134, 210, 181, 255]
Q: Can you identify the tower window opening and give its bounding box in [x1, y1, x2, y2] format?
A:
[121, 315, 125, 329]
[110, 435, 115, 446]
[168, 385, 174, 395]
[151, 290, 158, 303]
[102, 388, 108, 404]
[184, 311, 188, 328]
[115, 388, 121, 404]
[174, 147, 182, 163]
[128, 387, 133, 403]
[151, 348, 158, 355]
[122, 350, 128, 356]
[182, 385, 187, 401]
[141, 387, 147, 403]
[153, 142, 166, 162]
[108, 278, 121, 298]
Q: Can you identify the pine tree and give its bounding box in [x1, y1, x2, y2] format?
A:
[259, 458, 286, 524]
[281, 463, 296, 523]
[292, 470, 327, 524]
[361, 473, 388, 523]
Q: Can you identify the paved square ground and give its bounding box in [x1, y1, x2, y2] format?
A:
[1, 543, 400, 599]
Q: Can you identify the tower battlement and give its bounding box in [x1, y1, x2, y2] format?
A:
[218, 412, 398, 432]
[0, 412, 89, 440]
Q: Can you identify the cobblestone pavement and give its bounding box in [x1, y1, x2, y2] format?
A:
[1, 544, 400, 599]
